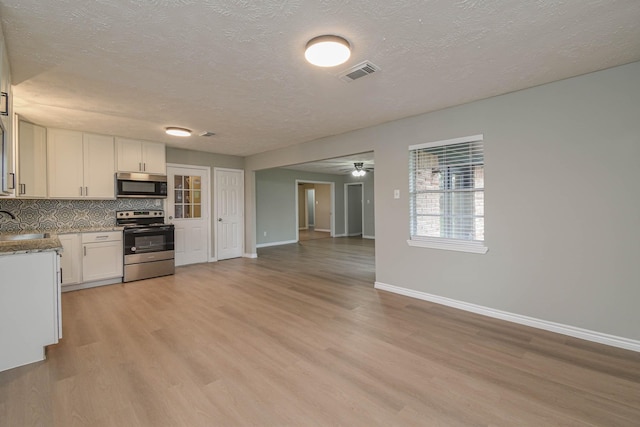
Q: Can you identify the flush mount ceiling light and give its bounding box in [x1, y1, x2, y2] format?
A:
[165, 127, 192, 137]
[305, 35, 351, 67]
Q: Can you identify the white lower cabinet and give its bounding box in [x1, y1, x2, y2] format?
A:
[82, 231, 123, 283]
[0, 251, 60, 372]
[59, 231, 123, 291]
[58, 233, 81, 286]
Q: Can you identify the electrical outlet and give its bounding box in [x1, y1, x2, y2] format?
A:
[263, 231, 267, 237]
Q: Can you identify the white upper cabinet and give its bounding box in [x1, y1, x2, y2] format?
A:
[47, 129, 115, 198]
[18, 120, 47, 198]
[47, 129, 83, 198]
[0, 35, 15, 197]
[83, 133, 116, 198]
[116, 138, 166, 174]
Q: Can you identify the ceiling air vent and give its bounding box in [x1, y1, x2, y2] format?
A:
[338, 61, 380, 82]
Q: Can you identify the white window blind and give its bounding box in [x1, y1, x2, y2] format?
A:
[408, 135, 487, 253]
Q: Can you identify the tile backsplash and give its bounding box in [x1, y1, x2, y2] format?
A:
[0, 199, 161, 232]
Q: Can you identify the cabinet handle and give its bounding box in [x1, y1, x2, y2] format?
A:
[85, 186, 89, 196]
[95, 235, 109, 239]
[8, 173, 15, 190]
[139, 162, 142, 171]
[19, 183, 25, 195]
[0, 92, 7, 116]
[143, 162, 146, 171]
[60, 268, 63, 284]
[80, 186, 84, 196]
[84, 246, 87, 256]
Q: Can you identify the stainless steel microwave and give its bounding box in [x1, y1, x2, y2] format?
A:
[116, 172, 167, 198]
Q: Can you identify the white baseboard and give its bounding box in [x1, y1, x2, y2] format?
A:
[333, 233, 346, 237]
[314, 228, 331, 233]
[374, 282, 640, 353]
[256, 239, 298, 249]
[243, 253, 258, 259]
[208, 257, 218, 263]
[347, 232, 362, 237]
[62, 277, 122, 293]
[363, 235, 375, 239]
[298, 227, 308, 231]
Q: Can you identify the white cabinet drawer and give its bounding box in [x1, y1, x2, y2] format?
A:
[81, 231, 122, 243]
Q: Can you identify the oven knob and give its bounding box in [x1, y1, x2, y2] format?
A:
[131, 247, 136, 252]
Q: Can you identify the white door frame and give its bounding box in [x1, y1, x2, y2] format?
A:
[295, 180, 335, 242]
[214, 167, 245, 261]
[344, 182, 364, 237]
[166, 163, 212, 262]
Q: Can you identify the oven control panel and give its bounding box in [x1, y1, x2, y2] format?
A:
[117, 210, 164, 219]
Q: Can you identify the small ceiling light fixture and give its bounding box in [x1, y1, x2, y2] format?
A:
[165, 127, 192, 137]
[352, 162, 366, 177]
[305, 35, 351, 67]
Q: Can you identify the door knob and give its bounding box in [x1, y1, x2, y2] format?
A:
[218, 218, 222, 222]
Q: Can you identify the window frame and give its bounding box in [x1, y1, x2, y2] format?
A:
[407, 134, 488, 254]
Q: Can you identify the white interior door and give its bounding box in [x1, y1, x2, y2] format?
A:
[167, 165, 209, 266]
[215, 168, 244, 260]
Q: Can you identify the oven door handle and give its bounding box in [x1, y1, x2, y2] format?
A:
[127, 226, 174, 234]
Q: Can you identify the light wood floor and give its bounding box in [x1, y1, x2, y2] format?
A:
[298, 228, 331, 241]
[1, 237, 639, 426]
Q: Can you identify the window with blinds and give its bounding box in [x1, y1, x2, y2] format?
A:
[408, 134, 487, 254]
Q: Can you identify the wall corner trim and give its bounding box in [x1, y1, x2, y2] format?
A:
[374, 282, 640, 353]
[243, 253, 258, 259]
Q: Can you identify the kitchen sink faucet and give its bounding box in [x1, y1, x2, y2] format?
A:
[0, 210, 16, 220]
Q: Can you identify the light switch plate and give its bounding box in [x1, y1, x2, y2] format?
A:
[394, 189, 400, 199]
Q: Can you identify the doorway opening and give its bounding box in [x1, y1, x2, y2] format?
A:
[305, 188, 315, 229]
[345, 182, 364, 237]
[296, 180, 334, 242]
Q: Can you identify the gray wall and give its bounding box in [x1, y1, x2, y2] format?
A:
[166, 147, 244, 257]
[255, 168, 346, 245]
[246, 61, 640, 342]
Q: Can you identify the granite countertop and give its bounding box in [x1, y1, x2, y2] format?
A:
[55, 226, 125, 234]
[0, 234, 63, 256]
[0, 226, 124, 256]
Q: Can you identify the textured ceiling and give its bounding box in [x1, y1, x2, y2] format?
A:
[283, 151, 374, 175]
[1, 0, 639, 156]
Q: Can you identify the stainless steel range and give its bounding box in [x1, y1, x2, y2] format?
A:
[117, 210, 175, 282]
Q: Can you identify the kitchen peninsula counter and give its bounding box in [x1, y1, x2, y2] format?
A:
[0, 226, 124, 256]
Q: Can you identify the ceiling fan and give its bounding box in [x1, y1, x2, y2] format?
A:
[350, 162, 373, 177]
